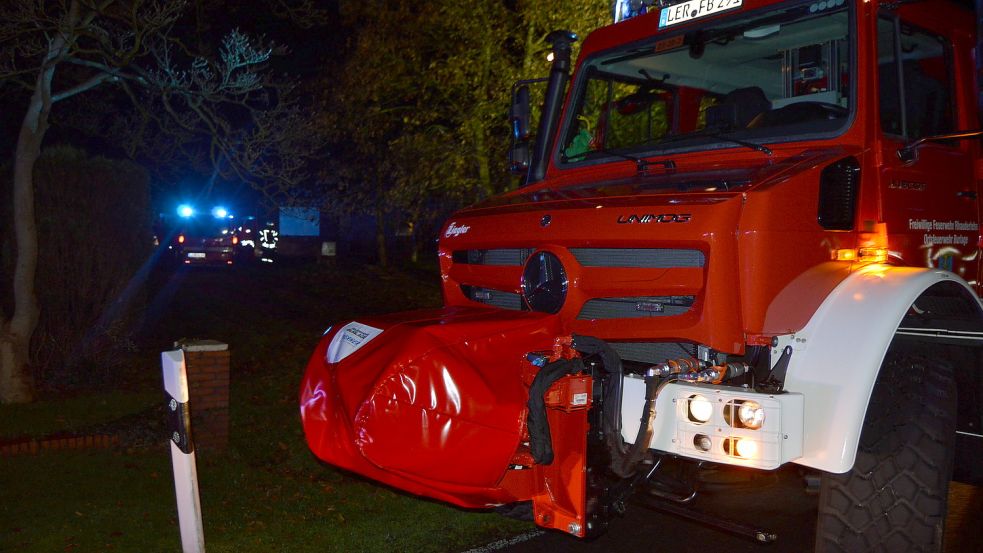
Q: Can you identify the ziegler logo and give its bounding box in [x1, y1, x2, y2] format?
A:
[617, 213, 692, 224]
[444, 222, 471, 237]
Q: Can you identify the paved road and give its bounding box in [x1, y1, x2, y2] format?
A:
[475, 468, 982, 553]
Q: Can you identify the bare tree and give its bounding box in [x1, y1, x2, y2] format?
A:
[0, 0, 317, 403]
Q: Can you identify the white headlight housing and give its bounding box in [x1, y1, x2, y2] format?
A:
[621, 379, 804, 470]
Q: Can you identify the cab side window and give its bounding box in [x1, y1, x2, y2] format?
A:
[878, 16, 953, 140]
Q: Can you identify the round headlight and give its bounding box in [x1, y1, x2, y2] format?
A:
[521, 251, 568, 314]
[735, 438, 758, 459]
[687, 394, 713, 423]
[738, 400, 765, 429]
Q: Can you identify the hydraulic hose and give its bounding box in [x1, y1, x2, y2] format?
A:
[570, 334, 625, 453]
[527, 335, 663, 477]
[612, 373, 664, 478]
[571, 335, 658, 478]
[527, 357, 585, 465]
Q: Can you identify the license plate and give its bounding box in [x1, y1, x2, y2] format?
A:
[659, 0, 742, 29]
[188, 252, 206, 259]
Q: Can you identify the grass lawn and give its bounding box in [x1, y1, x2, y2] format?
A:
[0, 389, 159, 438]
[0, 261, 531, 552]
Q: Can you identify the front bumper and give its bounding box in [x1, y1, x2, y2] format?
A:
[182, 246, 234, 265]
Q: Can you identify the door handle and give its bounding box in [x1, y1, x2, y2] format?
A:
[956, 190, 977, 200]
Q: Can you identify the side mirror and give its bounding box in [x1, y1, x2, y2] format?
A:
[507, 77, 549, 177]
[509, 142, 531, 174]
[508, 82, 541, 175]
[510, 85, 531, 141]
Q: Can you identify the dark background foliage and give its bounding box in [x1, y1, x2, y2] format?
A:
[0, 0, 608, 396]
[6, 147, 152, 391]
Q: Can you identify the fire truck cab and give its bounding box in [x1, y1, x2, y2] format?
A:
[301, 1, 982, 550]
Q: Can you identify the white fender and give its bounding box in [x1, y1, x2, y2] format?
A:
[782, 265, 982, 474]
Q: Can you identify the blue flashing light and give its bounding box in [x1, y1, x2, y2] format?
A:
[614, 0, 650, 23]
[212, 206, 229, 219]
[177, 204, 195, 218]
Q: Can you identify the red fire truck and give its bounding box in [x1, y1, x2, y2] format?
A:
[301, 0, 982, 550]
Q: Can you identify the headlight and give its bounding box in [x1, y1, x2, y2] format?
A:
[738, 400, 765, 430]
[687, 394, 713, 423]
[725, 399, 766, 429]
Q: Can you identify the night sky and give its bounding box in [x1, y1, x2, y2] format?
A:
[0, 0, 347, 220]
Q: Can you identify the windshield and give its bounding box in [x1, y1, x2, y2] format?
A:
[560, 1, 851, 164]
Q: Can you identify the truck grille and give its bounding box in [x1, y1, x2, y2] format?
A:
[453, 247, 703, 321]
[570, 248, 704, 268]
[611, 341, 696, 364]
[577, 296, 695, 320]
[460, 285, 523, 310]
[453, 247, 704, 268]
[452, 248, 534, 266]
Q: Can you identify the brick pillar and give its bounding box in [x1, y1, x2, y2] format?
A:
[178, 340, 230, 453]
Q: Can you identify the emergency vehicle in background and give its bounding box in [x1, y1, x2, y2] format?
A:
[161, 204, 241, 266]
[301, 0, 983, 550]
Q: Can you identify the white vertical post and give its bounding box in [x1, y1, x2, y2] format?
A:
[162, 349, 206, 553]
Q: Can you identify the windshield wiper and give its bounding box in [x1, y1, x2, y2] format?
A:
[651, 129, 773, 156]
[566, 149, 676, 174]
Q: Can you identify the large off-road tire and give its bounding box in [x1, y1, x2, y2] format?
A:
[815, 348, 956, 552]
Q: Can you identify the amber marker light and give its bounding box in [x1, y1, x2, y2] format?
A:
[735, 439, 758, 459]
[836, 223, 889, 265]
[857, 247, 889, 263]
[856, 222, 889, 264]
[724, 437, 759, 459]
[178, 234, 185, 244]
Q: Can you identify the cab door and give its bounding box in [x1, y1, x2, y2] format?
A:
[877, 13, 980, 291]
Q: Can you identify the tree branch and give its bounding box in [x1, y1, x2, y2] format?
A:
[64, 57, 147, 85]
[51, 71, 113, 102]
